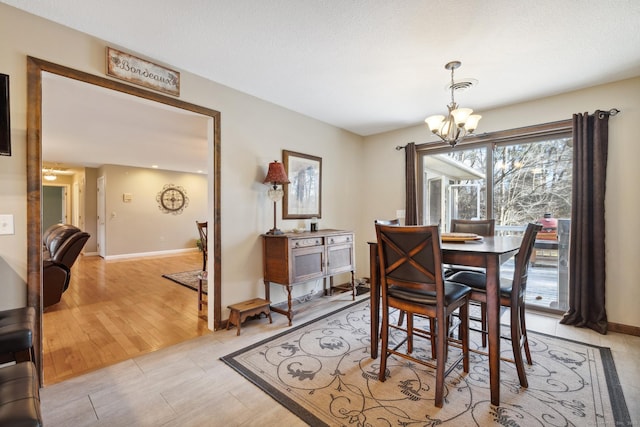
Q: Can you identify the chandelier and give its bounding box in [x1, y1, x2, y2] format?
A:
[425, 61, 481, 148]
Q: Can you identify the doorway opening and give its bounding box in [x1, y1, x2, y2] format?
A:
[26, 56, 222, 384]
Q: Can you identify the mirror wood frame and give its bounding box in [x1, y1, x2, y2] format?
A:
[26, 56, 222, 382]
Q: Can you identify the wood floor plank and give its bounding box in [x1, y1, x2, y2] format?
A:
[43, 251, 210, 385]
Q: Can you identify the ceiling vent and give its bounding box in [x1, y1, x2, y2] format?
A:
[446, 78, 478, 93]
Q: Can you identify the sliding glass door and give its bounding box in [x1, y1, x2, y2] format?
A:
[418, 133, 572, 312]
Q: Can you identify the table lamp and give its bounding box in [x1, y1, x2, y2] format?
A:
[263, 160, 290, 235]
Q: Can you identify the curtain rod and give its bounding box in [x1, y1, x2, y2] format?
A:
[395, 109, 620, 151]
[598, 108, 620, 118]
[396, 142, 415, 150]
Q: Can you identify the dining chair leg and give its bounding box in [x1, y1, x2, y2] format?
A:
[434, 309, 447, 408]
[520, 302, 533, 365]
[480, 302, 488, 347]
[379, 306, 390, 381]
[510, 302, 528, 388]
[458, 301, 488, 348]
[407, 314, 414, 354]
[197, 278, 204, 311]
[460, 302, 470, 373]
[429, 318, 437, 359]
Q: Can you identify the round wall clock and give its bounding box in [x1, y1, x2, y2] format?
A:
[156, 184, 189, 214]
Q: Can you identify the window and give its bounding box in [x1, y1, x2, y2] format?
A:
[417, 120, 572, 312]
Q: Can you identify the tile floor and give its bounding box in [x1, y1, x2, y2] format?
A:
[39, 293, 639, 426]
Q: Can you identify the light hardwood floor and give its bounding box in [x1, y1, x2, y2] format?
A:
[43, 251, 210, 385]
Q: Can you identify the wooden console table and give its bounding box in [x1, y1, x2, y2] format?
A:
[262, 229, 355, 325]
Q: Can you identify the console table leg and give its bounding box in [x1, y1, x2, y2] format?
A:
[350, 270, 355, 300]
[264, 280, 271, 302]
[286, 285, 293, 326]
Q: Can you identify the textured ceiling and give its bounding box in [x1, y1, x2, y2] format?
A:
[3, 0, 640, 171]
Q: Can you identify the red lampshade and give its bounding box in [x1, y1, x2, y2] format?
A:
[263, 161, 290, 185]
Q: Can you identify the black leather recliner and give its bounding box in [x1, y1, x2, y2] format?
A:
[42, 224, 90, 308]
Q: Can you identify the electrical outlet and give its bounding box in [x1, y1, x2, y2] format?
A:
[0, 214, 15, 235]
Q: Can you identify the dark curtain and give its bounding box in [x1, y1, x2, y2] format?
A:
[560, 110, 610, 334]
[404, 142, 418, 225]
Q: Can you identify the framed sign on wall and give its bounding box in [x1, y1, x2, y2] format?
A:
[106, 47, 180, 96]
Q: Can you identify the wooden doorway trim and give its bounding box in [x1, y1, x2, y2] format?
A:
[26, 56, 222, 382]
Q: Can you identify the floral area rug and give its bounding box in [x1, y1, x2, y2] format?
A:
[220, 300, 630, 426]
[162, 270, 207, 294]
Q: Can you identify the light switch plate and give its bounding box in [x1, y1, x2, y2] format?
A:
[0, 214, 15, 235]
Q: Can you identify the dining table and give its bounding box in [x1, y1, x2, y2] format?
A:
[368, 234, 522, 406]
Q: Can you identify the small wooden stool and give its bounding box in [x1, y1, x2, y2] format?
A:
[227, 298, 272, 336]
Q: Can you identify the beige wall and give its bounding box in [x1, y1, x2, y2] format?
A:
[96, 165, 208, 257]
[360, 77, 640, 329]
[0, 4, 364, 317]
[1, 3, 639, 330]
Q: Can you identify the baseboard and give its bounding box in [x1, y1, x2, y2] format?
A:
[608, 321, 640, 337]
[102, 247, 198, 261]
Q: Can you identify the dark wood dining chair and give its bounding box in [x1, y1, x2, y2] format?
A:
[446, 218, 496, 345]
[375, 224, 471, 407]
[448, 222, 542, 388]
[196, 221, 208, 311]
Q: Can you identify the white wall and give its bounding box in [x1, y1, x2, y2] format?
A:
[360, 77, 640, 329]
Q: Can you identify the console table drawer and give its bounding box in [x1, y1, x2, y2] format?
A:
[291, 237, 323, 248]
[327, 234, 353, 245]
